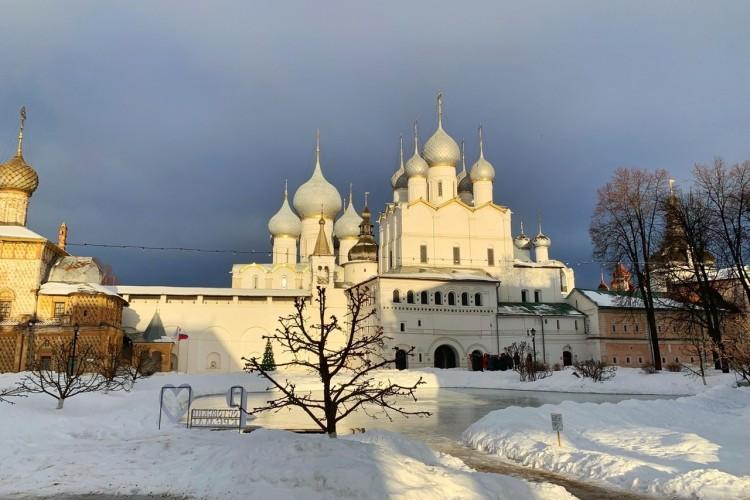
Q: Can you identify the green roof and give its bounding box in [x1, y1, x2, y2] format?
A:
[497, 302, 584, 316]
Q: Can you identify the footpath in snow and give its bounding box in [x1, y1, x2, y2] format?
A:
[463, 380, 750, 499]
[0, 371, 572, 499]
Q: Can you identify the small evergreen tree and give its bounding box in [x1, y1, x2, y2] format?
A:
[260, 338, 276, 371]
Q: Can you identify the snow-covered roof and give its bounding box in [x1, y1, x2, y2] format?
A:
[40, 282, 123, 298]
[111, 285, 309, 297]
[497, 302, 584, 317]
[575, 289, 680, 309]
[380, 266, 499, 282]
[0, 225, 46, 240]
[48, 256, 103, 284]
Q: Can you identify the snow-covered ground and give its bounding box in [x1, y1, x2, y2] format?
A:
[463, 382, 750, 499]
[0, 371, 572, 499]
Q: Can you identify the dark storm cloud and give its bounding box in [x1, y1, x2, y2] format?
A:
[0, 1, 748, 287]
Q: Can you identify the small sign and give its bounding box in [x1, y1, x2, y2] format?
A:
[190, 408, 241, 429]
[551, 413, 563, 432]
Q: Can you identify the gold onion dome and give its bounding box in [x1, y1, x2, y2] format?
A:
[268, 181, 302, 237]
[457, 139, 472, 194]
[292, 131, 342, 219]
[469, 126, 495, 182]
[334, 188, 363, 239]
[390, 135, 408, 190]
[0, 107, 38, 194]
[348, 195, 378, 262]
[422, 93, 460, 167]
[514, 222, 531, 250]
[404, 122, 428, 178]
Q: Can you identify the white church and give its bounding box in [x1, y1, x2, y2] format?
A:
[116, 94, 588, 372]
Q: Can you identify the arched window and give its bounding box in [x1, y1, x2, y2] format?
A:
[447, 292, 456, 306]
[434, 291, 443, 305]
[521, 289, 528, 302]
[438, 181, 443, 197]
[474, 293, 482, 306]
[420, 291, 428, 304]
[406, 291, 415, 304]
[461, 292, 469, 306]
[393, 290, 400, 303]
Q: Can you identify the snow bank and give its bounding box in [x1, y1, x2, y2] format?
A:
[462, 385, 750, 499]
[0, 373, 573, 499]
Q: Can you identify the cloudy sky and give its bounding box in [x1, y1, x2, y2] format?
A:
[1, 1, 748, 287]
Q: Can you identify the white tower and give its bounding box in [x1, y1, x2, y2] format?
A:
[470, 126, 495, 206]
[334, 185, 363, 265]
[532, 222, 551, 263]
[292, 130, 342, 259]
[268, 180, 301, 264]
[406, 122, 428, 202]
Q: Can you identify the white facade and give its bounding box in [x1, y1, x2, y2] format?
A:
[118, 95, 591, 372]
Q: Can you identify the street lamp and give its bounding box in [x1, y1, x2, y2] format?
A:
[526, 328, 537, 366]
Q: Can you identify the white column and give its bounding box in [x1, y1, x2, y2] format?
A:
[427, 166, 457, 204]
[272, 235, 297, 264]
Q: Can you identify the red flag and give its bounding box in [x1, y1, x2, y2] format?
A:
[176, 327, 189, 340]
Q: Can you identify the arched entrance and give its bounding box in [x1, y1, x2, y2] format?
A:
[434, 344, 457, 369]
[563, 350, 573, 367]
[395, 349, 408, 370]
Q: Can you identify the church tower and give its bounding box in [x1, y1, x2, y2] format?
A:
[470, 126, 495, 205]
[405, 122, 428, 202]
[268, 181, 301, 264]
[0, 107, 39, 226]
[423, 93, 460, 204]
[292, 131, 342, 259]
[310, 214, 336, 288]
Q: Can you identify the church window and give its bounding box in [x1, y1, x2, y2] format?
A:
[407, 291, 415, 304]
[556, 319, 560, 330]
[521, 290, 528, 303]
[54, 302, 65, 318]
[574, 320, 578, 330]
[438, 181, 443, 197]
[474, 293, 482, 306]
[638, 356, 643, 363]
[435, 292, 443, 305]
[420, 291, 428, 304]
[626, 356, 631, 364]
[623, 325, 628, 332]
[448, 292, 456, 305]
[400, 322, 405, 332]
[461, 292, 469, 306]
[0, 301, 11, 320]
[417, 319, 422, 326]
[40, 356, 51, 370]
[281, 276, 288, 289]
[487, 248, 495, 266]
[612, 324, 616, 332]
[453, 247, 461, 265]
[393, 290, 400, 303]
[418, 353, 422, 362]
[389, 251, 393, 269]
[420, 245, 428, 264]
[534, 290, 541, 303]
[560, 270, 568, 293]
[635, 324, 639, 332]
[612, 357, 617, 364]
[252, 275, 259, 289]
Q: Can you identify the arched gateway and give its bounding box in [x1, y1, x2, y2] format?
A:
[434, 344, 457, 369]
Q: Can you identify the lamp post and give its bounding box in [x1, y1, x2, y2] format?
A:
[526, 328, 537, 366]
[68, 323, 80, 376]
[25, 319, 35, 370]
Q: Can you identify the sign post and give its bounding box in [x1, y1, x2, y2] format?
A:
[550, 413, 563, 447]
[226, 385, 248, 431]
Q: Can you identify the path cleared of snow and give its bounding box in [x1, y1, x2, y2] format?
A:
[0, 373, 572, 499]
[462, 384, 750, 499]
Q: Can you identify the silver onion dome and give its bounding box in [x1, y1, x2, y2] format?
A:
[268, 183, 302, 237]
[292, 131, 342, 219]
[422, 93, 460, 168]
[404, 122, 428, 178]
[470, 126, 495, 182]
[334, 191, 363, 240]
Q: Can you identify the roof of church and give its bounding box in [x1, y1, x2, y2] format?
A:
[39, 281, 123, 298]
[380, 266, 498, 282]
[497, 302, 584, 317]
[0, 225, 46, 240]
[572, 288, 680, 310]
[143, 310, 167, 342]
[312, 217, 333, 256]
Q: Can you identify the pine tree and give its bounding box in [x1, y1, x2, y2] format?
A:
[260, 339, 276, 371]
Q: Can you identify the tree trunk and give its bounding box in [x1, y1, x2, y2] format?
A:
[56, 398, 64, 410]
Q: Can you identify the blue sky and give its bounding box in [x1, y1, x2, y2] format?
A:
[1, 1, 748, 287]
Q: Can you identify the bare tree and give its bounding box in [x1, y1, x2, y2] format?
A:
[723, 317, 750, 385]
[21, 340, 105, 409]
[0, 386, 26, 405]
[244, 286, 429, 437]
[503, 341, 551, 382]
[590, 168, 670, 370]
[694, 159, 750, 306]
[121, 348, 155, 390]
[97, 342, 128, 393]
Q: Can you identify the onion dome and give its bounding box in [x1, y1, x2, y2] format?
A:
[457, 139, 473, 195]
[348, 194, 378, 262]
[532, 222, 551, 248]
[268, 181, 302, 237]
[597, 270, 610, 291]
[390, 136, 408, 190]
[470, 126, 495, 182]
[334, 187, 363, 240]
[422, 93, 460, 167]
[612, 262, 631, 280]
[405, 121, 429, 178]
[0, 107, 38, 194]
[514, 221, 531, 250]
[292, 131, 342, 219]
